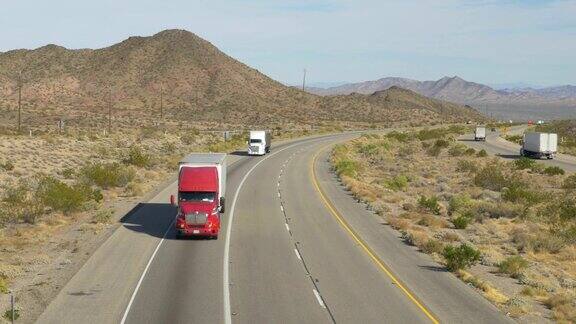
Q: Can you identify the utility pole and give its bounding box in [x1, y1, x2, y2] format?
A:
[160, 82, 164, 119]
[17, 71, 22, 133]
[302, 68, 306, 91]
[107, 87, 112, 135]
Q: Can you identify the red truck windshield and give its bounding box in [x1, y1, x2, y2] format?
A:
[179, 191, 216, 203]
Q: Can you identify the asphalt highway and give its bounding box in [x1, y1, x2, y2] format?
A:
[38, 132, 513, 324]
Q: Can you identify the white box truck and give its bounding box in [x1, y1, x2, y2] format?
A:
[247, 130, 271, 156]
[171, 153, 227, 238]
[520, 132, 557, 159]
[474, 126, 486, 141]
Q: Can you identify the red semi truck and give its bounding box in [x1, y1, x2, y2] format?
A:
[171, 153, 227, 239]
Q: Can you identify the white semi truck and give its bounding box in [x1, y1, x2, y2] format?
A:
[474, 126, 486, 141]
[247, 130, 271, 156]
[520, 132, 557, 159]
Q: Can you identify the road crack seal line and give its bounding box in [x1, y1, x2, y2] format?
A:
[277, 152, 336, 323]
[311, 144, 440, 324]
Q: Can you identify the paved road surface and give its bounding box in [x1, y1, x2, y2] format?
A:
[38, 132, 511, 324]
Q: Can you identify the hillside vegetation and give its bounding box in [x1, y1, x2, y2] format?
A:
[331, 129, 576, 322]
[0, 29, 484, 133]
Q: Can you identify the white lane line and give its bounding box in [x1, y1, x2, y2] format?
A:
[224, 141, 315, 324]
[120, 218, 175, 324]
[294, 248, 302, 260]
[313, 289, 326, 308]
[285, 223, 290, 232]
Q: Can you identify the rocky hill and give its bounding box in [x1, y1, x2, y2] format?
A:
[0, 30, 484, 130]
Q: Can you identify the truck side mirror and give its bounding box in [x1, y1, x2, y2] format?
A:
[170, 194, 176, 207]
[219, 197, 226, 213]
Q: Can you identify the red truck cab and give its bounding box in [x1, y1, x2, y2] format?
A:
[171, 153, 226, 239]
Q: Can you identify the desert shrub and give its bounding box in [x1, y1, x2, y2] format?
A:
[544, 293, 576, 322]
[422, 239, 445, 254]
[448, 144, 467, 156]
[563, 174, 576, 190]
[434, 139, 450, 148]
[3, 309, 20, 321]
[93, 209, 113, 224]
[334, 160, 360, 178]
[448, 194, 472, 215]
[477, 149, 488, 157]
[386, 131, 410, 142]
[442, 244, 481, 271]
[0, 277, 8, 294]
[123, 146, 152, 168]
[385, 175, 409, 191]
[2, 181, 29, 206]
[139, 126, 160, 139]
[514, 157, 536, 170]
[473, 201, 523, 220]
[465, 148, 476, 156]
[180, 133, 196, 145]
[426, 145, 442, 157]
[402, 230, 429, 248]
[418, 195, 440, 215]
[474, 164, 508, 191]
[515, 232, 566, 254]
[417, 214, 447, 228]
[498, 255, 529, 278]
[543, 166, 565, 176]
[452, 212, 473, 229]
[540, 195, 576, 223]
[37, 176, 94, 214]
[80, 163, 135, 189]
[506, 135, 523, 145]
[357, 140, 390, 157]
[60, 168, 75, 179]
[456, 159, 477, 173]
[1, 160, 14, 171]
[502, 182, 543, 205]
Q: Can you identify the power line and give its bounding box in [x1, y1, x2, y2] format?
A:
[108, 87, 112, 135]
[160, 81, 164, 119]
[17, 71, 22, 133]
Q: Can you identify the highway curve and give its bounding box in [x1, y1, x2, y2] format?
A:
[38, 132, 511, 324]
[459, 126, 576, 172]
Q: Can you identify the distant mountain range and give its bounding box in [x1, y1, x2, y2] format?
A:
[307, 76, 576, 106]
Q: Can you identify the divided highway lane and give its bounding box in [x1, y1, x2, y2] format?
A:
[460, 127, 576, 172]
[37, 134, 344, 324]
[229, 135, 510, 323]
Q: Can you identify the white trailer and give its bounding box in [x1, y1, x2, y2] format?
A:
[474, 126, 486, 141]
[248, 130, 272, 156]
[520, 132, 557, 159]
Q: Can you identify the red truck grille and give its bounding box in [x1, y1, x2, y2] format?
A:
[185, 212, 208, 225]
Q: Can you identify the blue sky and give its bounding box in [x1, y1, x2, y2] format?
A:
[1, 0, 575, 86]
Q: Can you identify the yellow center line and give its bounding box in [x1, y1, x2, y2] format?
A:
[310, 144, 440, 324]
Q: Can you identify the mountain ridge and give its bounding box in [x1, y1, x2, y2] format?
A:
[0, 29, 484, 129]
[307, 76, 576, 105]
